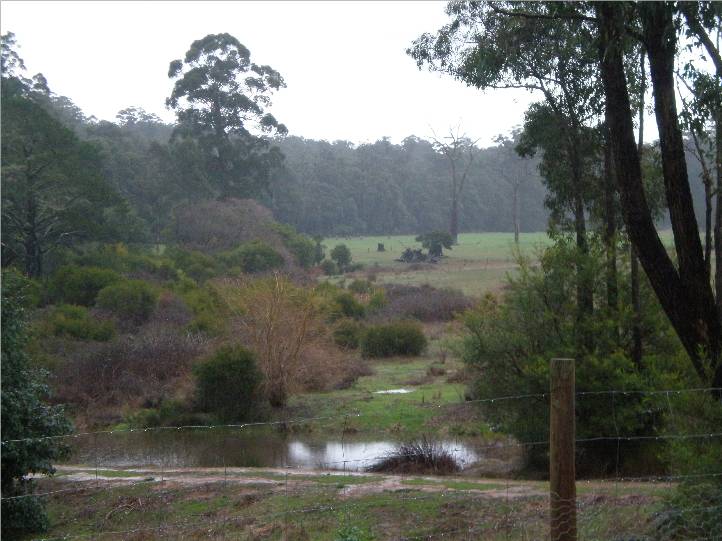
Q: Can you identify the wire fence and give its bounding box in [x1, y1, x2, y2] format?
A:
[3, 385, 721, 540]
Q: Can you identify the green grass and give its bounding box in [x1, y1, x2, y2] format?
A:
[402, 478, 507, 491]
[323, 232, 551, 297]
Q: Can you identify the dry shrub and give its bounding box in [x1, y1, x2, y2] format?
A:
[217, 275, 329, 407]
[149, 291, 193, 328]
[217, 275, 369, 404]
[375, 284, 473, 322]
[427, 364, 447, 377]
[171, 198, 291, 259]
[366, 437, 461, 475]
[54, 323, 207, 416]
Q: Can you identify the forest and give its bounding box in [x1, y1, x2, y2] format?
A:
[1, 2, 721, 540]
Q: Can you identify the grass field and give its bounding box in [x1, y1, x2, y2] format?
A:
[322, 232, 550, 297]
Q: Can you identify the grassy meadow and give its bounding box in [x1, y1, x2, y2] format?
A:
[323, 232, 552, 297]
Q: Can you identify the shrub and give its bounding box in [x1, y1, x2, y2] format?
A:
[367, 290, 387, 312]
[348, 279, 372, 294]
[320, 259, 339, 276]
[366, 437, 460, 475]
[361, 321, 427, 358]
[218, 241, 285, 273]
[333, 292, 366, 320]
[48, 265, 121, 306]
[333, 319, 364, 350]
[2, 270, 72, 539]
[376, 284, 472, 322]
[55, 324, 206, 415]
[415, 231, 453, 257]
[193, 345, 262, 422]
[179, 284, 227, 336]
[166, 247, 220, 283]
[96, 280, 158, 323]
[272, 223, 320, 268]
[45, 305, 115, 341]
[330, 244, 352, 272]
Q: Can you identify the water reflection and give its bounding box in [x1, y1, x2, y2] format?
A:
[66, 429, 486, 471]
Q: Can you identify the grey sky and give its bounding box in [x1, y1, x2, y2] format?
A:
[1, 0, 541, 146]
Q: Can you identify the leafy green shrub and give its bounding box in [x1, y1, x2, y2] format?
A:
[2, 270, 72, 539]
[45, 305, 115, 341]
[321, 259, 339, 275]
[334, 292, 366, 320]
[179, 284, 227, 336]
[75, 243, 177, 280]
[361, 321, 427, 358]
[193, 345, 261, 422]
[96, 280, 158, 323]
[330, 244, 352, 272]
[272, 223, 320, 268]
[416, 231, 453, 257]
[166, 247, 220, 282]
[218, 241, 284, 273]
[48, 265, 121, 306]
[333, 319, 364, 350]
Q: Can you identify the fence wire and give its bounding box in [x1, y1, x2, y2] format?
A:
[3, 386, 720, 540]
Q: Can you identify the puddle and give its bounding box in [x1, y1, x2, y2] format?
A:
[374, 389, 413, 394]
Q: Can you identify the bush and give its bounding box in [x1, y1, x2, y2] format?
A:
[333, 319, 364, 350]
[193, 345, 261, 422]
[376, 284, 472, 322]
[45, 305, 115, 341]
[330, 244, 352, 272]
[272, 223, 319, 268]
[333, 292, 366, 320]
[96, 280, 158, 323]
[366, 437, 460, 475]
[415, 231, 453, 257]
[218, 241, 285, 273]
[179, 284, 227, 336]
[48, 265, 121, 306]
[348, 279, 372, 294]
[166, 247, 220, 283]
[361, 321, 427, 358]
[321, 259, 339, 276]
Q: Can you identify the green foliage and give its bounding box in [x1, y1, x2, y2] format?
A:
[361, 321, 427, 358]
[75, 244, 177, 281]
[44, 304, 115, 341]
[333, 292, 366, 320]
[166, 247, 221, 283]
[457, 239, 689, 472]
[415, 231, 453, 257]
[367, 290, 388, 312]
[272, 223, 320, 268]
[321, 259, 339, 276]
[95, 280, 158, 323]
[1, 270, 72, 539]
[193, 345, 262, 422]
[167, 34, 286, 199]
[1, 90, 121, 276]
[48, 265, 121, 306]
[334, 515, 375, 541]
[330, 244, 352, 272]
[217, 241, 284, 274]
[178, 283, 227, 336]
[333, 319, 365, 350]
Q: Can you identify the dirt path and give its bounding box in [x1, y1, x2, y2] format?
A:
[50, 465, 547, 499]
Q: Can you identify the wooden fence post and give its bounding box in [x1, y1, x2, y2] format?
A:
[550, 357, 576, 541]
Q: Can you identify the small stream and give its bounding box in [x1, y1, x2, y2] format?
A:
[65, 429, 518, 472]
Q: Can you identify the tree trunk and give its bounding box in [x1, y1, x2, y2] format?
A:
[714, 110, 722, 310]
[450, 194, 459, 244]
[569, 135, 594, 353]
[23, 193, 42, 278]
[603, 124, 618, 314]
[631, 50, 645, 368]
[597, 3, 721, 389]
[513, 181, 520, 244]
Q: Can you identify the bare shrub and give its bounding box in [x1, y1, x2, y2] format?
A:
[54, 324, 207, 418]
[171, 198, 291, 260]
[149, 291, 193, 328]
[366, 437, 461, 475]
[217, 275, 328, 407]
[427, 364, 447, 377]
[375, 284, 473, 322]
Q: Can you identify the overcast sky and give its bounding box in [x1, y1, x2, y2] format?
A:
[1, 0, 547, 146]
